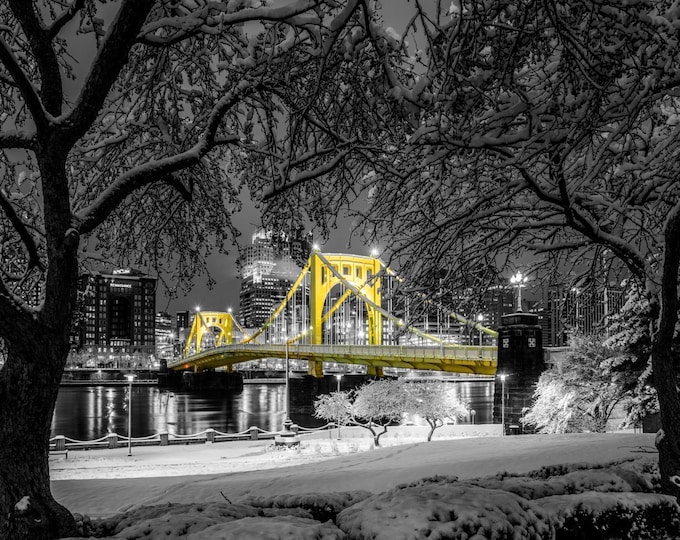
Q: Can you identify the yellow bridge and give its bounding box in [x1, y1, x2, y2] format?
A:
[168, 250, 498, 377]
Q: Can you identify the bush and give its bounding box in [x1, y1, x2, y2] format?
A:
[336, 480, 554, 540]
[536, 492, 680, 540]
[239, 491, 372, 523]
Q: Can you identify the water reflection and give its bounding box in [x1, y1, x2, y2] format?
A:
[51, 381, 494, 441]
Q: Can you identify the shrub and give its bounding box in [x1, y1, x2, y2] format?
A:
[536, 492, 680, 540]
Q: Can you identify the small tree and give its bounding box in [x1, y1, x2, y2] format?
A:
[351, 380, 409, 447]
[314, 380, 408, 447]
[407, 382, 469, 442]
[522, 335, 627, 433]
[313, 391, 352, 429]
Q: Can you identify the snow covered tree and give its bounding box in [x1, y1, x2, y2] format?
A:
[0, 1, 393, 537]
[313, 391, 353, 429]
[406, 382, 469, 442]
[351, 379, 409, 447]
[314, 380, 408, 447]
[522, 335, 627, 433]
[603, 283, 660, 427]
[255, 0, 680, 497]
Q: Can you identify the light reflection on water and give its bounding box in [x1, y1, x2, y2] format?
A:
[51, 381, 494, 441]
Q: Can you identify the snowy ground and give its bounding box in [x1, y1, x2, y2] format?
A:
[46, 429, 668, 539]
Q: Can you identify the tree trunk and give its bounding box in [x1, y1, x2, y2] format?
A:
[374, 425, 388, 447]
[652, 340, 680, 498]
[0, 331, 76, 538]
[427, 420, 436, 442]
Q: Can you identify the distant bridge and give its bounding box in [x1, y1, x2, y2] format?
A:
[170, 250, 498, 378]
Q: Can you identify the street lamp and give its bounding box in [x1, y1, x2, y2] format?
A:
[335, 373, 343, 392]
[275, 338, 300, 446]
[476, 314, 484, 357]
[126, 374, 136, 456]
[510, 273, 528, 311]
[499, 373, 506, 436]
[284, 339, 290, 424]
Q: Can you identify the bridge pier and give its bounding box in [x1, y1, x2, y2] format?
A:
[493, 312, 544, 434]
[158, 369, 244, 392]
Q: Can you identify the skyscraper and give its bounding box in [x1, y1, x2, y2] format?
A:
[237, 228, 312, 329]
[72, 268, 157, 366]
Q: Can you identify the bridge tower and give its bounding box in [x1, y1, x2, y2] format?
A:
[308, 252, 383, 377]
[493, 312, 544, 434]
[183, 310, 235, 363]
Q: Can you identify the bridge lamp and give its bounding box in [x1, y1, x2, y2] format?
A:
[499, 373, 507, 436]
[335, 373, 343, 392]
[476, 314, 484, 355]
[126, 374, 136, 456]
[510, 273, 529, 312]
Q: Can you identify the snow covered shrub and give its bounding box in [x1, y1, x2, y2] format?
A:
[192, 515, 347, 539]
[91, 502, 314, 539]
[536, 492, 680, 540]
[239, 491, 372, 523]
[336, 480, 554, 540]
[472, 465, 654, 500]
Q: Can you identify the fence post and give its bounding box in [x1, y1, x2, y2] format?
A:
[249, 426, 258, 440]
[205, 428, 215, 444]
[54, 435, 66, 451]
[107, 433, 118, 449]
[159, 432, 169, 446]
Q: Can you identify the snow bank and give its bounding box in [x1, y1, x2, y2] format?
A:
[335, 476, 554, 540]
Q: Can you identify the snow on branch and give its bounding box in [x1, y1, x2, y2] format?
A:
[0, 37, 47, 129]
[46, 0, 86, 40]
[0, 130, 35, 151]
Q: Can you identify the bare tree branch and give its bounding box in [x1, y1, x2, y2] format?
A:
[0, 130, 35, 150]
[46, 0, 87, 39]
[0, 37, 46, 128]
[58, 0, 156, 147]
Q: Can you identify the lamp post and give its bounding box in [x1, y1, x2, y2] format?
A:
[476, 314, 484, 357]
[499, 373, 506, 436]
[126, 374, 136, 456]
[284, 339, 290, 425]
[510, 273, 528, 312]
[275, 338, 300, 446]
[335, 373, 343, 392]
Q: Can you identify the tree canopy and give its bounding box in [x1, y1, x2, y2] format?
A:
[260, 0, 680, 496]
[0, 1, 396, 537]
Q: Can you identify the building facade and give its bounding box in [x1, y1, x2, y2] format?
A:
[238, 228, 312, 329]
[70, 268, 157, 368]
[538, 283, 625, 346]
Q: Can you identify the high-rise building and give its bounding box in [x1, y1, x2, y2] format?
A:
[71, 268, 157, 367]
[155, 312, 174, 361]
[538, 283, 625, 346]
[237, 228, 312, 329]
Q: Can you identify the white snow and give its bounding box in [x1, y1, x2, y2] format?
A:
[14, 495, 30, 512]
[50, 430, 667, 539]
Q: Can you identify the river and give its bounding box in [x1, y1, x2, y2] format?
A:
[50, 380, 495, 441]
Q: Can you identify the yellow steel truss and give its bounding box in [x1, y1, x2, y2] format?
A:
[183, 311, 235, 364]
[177, 250, 499, 378]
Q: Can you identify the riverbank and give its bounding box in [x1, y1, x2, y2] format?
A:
[51, 430, 655, 518]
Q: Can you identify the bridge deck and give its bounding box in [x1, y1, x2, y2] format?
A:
[169, 344, 497, 376]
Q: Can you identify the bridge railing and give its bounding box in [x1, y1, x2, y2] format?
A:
[170, 343, 497, 370]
